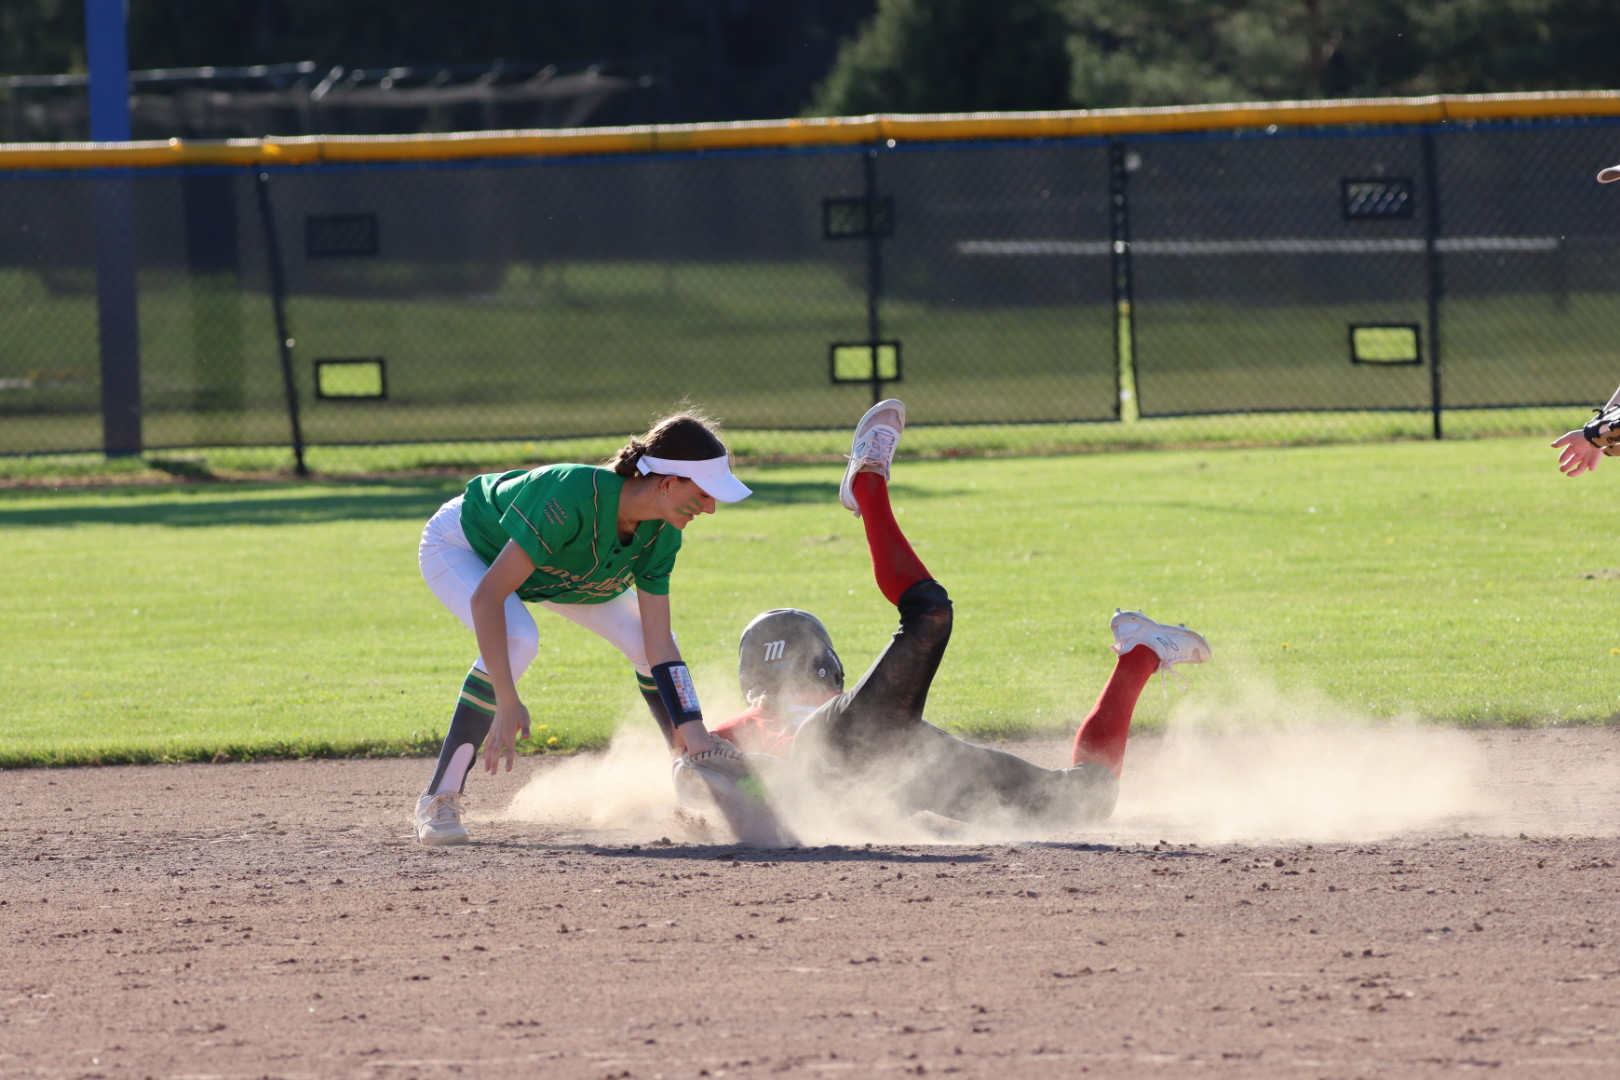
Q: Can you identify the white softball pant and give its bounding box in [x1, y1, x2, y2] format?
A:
[417, 496, 657, 678]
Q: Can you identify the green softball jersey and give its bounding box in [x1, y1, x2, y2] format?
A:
[459, 463, 681, 604]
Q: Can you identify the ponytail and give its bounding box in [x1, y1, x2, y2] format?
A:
[603, 408, 728, 478]
[605, 437, 648, 478]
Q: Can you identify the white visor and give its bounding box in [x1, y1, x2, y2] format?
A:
[1600, 163, 1620, 184]
[637, 453, 752, 502]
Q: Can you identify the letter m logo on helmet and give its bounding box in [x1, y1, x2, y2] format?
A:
[738, 609, 844, 700]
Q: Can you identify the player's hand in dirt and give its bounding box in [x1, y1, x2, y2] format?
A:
[483, 701, 532, 774]
[675, 724, 731, 757]
[1552, 430, 1603, 477]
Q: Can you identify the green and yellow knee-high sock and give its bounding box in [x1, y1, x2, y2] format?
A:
[426, 668, 497, 795]
[636, 670, 677, 748]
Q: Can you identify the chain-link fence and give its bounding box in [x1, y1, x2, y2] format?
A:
[3, 103, 1619, 459]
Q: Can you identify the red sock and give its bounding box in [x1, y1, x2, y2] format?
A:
[1071, 645, 1160, 776]
[853, 472, 931, 606]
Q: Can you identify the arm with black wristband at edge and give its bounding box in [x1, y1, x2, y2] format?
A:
[638, 589, 729, 757]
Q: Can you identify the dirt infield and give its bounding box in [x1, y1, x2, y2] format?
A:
[4, 725, 1618, 1080]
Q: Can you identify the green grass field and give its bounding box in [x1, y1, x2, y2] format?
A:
[3, 433, 1619, 768]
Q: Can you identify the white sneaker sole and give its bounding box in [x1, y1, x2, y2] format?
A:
[838, 398, 906, 516]
[1110, 610, 1210, 667]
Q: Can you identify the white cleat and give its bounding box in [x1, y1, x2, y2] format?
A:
[838, 398, 906, 517]
[1110, 610, 1211, 671]
[413, 791, 470, 846]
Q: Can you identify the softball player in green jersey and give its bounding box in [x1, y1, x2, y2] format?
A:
[413, 409, 751, 845]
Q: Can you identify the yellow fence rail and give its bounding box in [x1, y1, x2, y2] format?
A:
[3, 90, 1620, 170]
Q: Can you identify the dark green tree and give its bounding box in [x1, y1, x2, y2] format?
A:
[1064, 0, 1420, 107]
[806, 0, 1072, 115]
[1404, 0, 1620, 93]
[1062, 0, 1620, 109]
[0, 0, 83, 76]
[0, 1, 876, 125]
[5, 1, 1616, 122]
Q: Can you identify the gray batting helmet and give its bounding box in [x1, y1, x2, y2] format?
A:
[737, 608, 844, 700]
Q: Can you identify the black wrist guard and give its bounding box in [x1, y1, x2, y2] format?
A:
[651, 661, 704, 728]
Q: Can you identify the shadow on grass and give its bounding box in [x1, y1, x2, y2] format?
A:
[0, 479, 459, 528]
[0, 476, 929, 528]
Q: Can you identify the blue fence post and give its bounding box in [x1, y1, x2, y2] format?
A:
[85, 0, 141, 457]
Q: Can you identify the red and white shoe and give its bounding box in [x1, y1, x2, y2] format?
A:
[838, 398, 906, 517]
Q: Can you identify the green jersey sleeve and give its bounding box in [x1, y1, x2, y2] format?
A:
[632, 529, 678, 595]
[460, 466, 587, 567]
[494, 469, 590, 566]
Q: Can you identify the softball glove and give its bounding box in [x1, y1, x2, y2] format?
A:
[672, 746, 797, 848]
[1583, 402, 1620, 456]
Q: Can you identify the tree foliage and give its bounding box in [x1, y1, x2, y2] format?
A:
[0, 0, 83, 77]
[811, 0, 1619, 115]
[1062, 0, 1620, 109]
[0, 1, 875, 125]
[806, 0, 1072, 115]
[3, 0, 1616, 124]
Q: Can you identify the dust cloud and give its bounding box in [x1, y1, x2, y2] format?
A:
[1112, 680, 1492, 844]
[496, 678, 1614, 847]
[500, 722, 676, 840]
[497, 721, 1010, 847]
[1112, 675, 1619, 843]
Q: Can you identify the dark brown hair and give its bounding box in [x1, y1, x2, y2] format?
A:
[604, 407, 729, 478]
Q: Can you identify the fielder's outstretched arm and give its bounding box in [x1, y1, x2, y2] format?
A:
[1551, 383, 1620, 478]
[637, 590, 729, 757]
